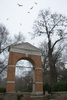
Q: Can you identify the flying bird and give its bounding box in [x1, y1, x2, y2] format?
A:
[30, 7, 33, 10]
[34, 2, 38, 4]
[17, 3, 23, 7]
[7, 18, 9, 20]
[28, 12, 30, 14]
[20, 23, 22, 25]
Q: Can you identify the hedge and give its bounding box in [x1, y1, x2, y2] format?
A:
[52, 81, 67, 92]
[0, 87, 6, 93]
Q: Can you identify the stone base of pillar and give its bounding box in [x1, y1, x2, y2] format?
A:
[22, 92, 31, 100]
[31, 91, 43, 95]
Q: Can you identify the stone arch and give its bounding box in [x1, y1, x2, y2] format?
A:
[16, 57, 35, 67]
[6, 42, 43, 94]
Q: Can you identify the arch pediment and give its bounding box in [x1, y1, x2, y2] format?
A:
[9, 42, 42, 56]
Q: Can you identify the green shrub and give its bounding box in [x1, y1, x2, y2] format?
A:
[0, 87, 6, 93]
[52, 81, 67, 92]
[43, 83, 51, 94]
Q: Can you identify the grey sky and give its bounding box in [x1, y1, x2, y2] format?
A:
[0, 0, 67, 46]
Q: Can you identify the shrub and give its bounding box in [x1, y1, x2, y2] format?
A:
[0, 87, 6, 93]
[52, 81, 67, 92]
[43, 83, 51, 94]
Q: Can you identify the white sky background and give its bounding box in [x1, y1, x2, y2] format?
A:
[0, 0, 67, 46]
[0, 0, 67, 77]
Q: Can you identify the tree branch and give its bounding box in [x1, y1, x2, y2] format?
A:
[0, 65, 8, 74]
[1, 41, 20, 53]
[52, 38, 64, 51]
[50, 15, 63, 32]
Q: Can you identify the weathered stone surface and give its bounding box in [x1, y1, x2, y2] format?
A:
[51, 92, 67, 100]
[0, 93, 51, 100]
[9, 42, 42, 56]
[56, 95, 67, 100]
[0, 93, 17, 100]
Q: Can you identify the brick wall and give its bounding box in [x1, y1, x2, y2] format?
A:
[6, 52, 43, 94]
[6, 83, 15, 92]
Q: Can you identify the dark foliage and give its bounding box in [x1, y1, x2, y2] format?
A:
[0, 87, 6, 93]
[43, 83, 51, 94]
[52, 81, 67, 91]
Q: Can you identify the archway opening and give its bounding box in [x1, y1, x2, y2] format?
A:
[15, 59, 33, 92]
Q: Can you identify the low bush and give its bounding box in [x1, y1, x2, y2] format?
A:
[0, 87, 6, 93]
[52, 81, 67, 92]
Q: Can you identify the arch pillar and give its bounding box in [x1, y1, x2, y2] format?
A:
[6, 65, 15, 92]
[6, 43, 43, 94]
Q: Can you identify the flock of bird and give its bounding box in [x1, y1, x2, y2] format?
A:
[17, 2, 38, 14]
[6, 2, 38, 26]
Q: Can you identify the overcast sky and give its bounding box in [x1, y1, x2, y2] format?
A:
[0, 0, 67, 46]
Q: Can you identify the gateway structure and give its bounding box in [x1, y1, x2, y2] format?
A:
[6, 42, 43, 94]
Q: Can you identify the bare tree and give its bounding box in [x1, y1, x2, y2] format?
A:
[0, 24, 10, 75]
[39, 41, 67, 85]
[14, 32, 25, 44]
[0, 24, 25, 75]
[0, 24, 9, 53]
[32, 9, 67, 86]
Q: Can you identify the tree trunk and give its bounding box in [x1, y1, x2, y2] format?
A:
[49, 53, 57, 86]
[48, 35, 57, 86]
[43, 70, 46, 84]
